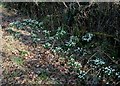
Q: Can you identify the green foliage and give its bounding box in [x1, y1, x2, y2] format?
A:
[0, 2, 6, 8]
[43, 42, 51, 49]
[54, 27, 67, 40]
[5, 2, 120, 84]
[6, 28, 21, 39]
[19, 50, 29, 57]
[9, 19, 43, 30]
[68, 58, 82, 69]
[37, 69, 49, 80]
[11, 57, 24, 66]
[8, 17, 120, 84]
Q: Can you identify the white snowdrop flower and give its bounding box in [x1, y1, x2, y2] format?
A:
[9, 22, 14, 26]
[116, 72, 119, 76]
[82, 33, 93, 42]
[112, 69, 115, 72]
[112, 57, 115, 59]
[118, 75, 120, 78]
[70, 58, 75, 62]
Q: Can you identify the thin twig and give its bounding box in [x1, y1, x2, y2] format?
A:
[85, 68, 94, 74]
[103, 52, 118, 64]
[114, 38, 120, 42]
[87, 52, 98, 64]
[50, 39, 56, 51]
[33, 0, 38, 6]
[116, 81, 120, 86]
[76, 1, 80, 7]
[62, 2, 68, 8]
[96, 68, 102, 76]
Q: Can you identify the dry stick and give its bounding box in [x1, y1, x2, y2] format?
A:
[62, 2, 68, 8]
[114, 30, 119, 48]
[83, 52, 98, 70]
[87, 52, 98, 64]
[76, 1, 80, 7]
[33, 0, 38, 6]
[85, 68, 94, 75]
[114, 38, 120, 43]
[103, 52, 118, 64]
[50, 14, 54, 30]
[93, 32, 120, 43]
[113, 31, 120, 58]
[114, 38, 117, 49]
[116, 81, 120, 86]
[50, 39, 56, 51]
[96, 68, 102, 76]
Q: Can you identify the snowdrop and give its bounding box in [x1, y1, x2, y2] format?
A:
[89, 58, 105, 66]
[82, 33, 93, 42]
[104, 66, 115, 75]
[43, 42, 51, 49]
[78, 70, 86, 79]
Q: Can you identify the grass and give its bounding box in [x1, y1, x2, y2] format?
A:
[0, 2, 5, 8]
[19, 50, 29, 57]
[11, 57, 24, 66]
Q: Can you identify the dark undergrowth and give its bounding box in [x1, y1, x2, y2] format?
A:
[1, 2, 120, 85]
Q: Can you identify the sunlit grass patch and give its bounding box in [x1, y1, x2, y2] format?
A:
[11, 57, 24, 66]
[19, 50, 29, 57]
